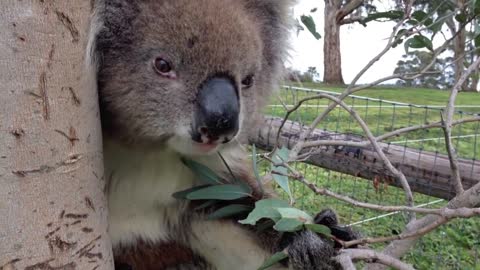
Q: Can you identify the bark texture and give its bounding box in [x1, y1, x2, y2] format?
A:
[323, 0, 345, 85]
[0, 1, 113, 269]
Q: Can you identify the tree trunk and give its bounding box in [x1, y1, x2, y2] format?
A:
[0, 1, 113, 269]
[323, 0, 345, 85]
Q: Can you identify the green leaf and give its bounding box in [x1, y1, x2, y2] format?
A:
[363, 11, 404, 24]
[277, 208, 313, 224]
[455, 12, 467, 24]
[412, 10, 428, 23]
[194, 200, 217, 210]
[428, 19, 443, 33]
[305, 224, 332, 237]
[257, 251, 289, 270]
[182, 158, 222, 185]
[239, 198, 290, 225]
[300, 15, 321, 40]
[207, 204, 252, 220]
[273, 218, 304, 232]
[172, 185, 210, 199]
[404, 35, 433, 52]
[271, 147, 292, 201]
[475, 34, 480, 48]
[186, 184, 251, 200]
[475, 0, 480, 15]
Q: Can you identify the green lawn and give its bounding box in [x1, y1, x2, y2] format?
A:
[259, 83, 480, 270]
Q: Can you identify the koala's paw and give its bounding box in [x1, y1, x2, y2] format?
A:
[315, 209, 361, 248]
[285, 209, 360, 270]
[287, 230, 339, 270]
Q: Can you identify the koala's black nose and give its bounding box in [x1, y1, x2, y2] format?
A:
[193, 76, 239, 143]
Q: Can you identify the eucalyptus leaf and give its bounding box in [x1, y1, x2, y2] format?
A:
[271, 147, 292, 201]
[257, 251, 289, 270]
[404, 35, 433, 52]
[277, 208, 313, 224]
[412, 10, 428, 24]
[239, 198, 290, 225]
[186, 184, 251, 200]
[172, 185, 210, 199]
[305, 223, 332, 237]
[194, 200, 217, 210]
[182, 158, 222, 185]
[300, 15, 321, 40]
[363, 11, 404, 24]
[207, 204, 252, 220]
[273, 218, 304, 232]
[455, 12, 467, 24]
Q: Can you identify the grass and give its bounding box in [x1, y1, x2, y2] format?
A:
[267, 83, 480, 159]
[258, 83, 480, 270]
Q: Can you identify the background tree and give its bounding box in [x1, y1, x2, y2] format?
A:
[301, 1, 404, 85]
[0, 1, 113, 269]
[394, 51, 455, 89]
[394, 0, 480, 91]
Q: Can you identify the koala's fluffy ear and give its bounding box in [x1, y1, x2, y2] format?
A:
[94, 0, 141, 53]
[243, 0, 294, 74]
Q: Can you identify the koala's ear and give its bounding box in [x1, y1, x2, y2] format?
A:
[243, 0, 295, 70]
[94, 0, 141, 52]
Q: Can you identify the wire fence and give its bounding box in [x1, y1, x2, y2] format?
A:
[258, 86, 480, 270]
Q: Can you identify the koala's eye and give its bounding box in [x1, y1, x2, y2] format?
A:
[241, 74, 255, 88]
[153, 57, 175, 78]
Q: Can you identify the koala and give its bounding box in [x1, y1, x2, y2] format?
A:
[87, 0, 355, 269]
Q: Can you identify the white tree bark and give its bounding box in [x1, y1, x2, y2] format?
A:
[0, 1, 113, 269]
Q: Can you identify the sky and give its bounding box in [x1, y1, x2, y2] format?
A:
[288, 0, 407, 84]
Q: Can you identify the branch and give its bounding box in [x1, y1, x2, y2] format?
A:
[366, 179, 480, 270]
[297, 93, 415, 210]
[289, 15, 409, 161]
[339, 249, 416, 270]
[298, 116, 480, 149]
[345, 216, 449, 247]
[296, 175, 480, 217]
[335, 253, 357, 270]
[339, 15, 365, 25]
[442, 56, 480, 195]
[337, 0, 365, 22]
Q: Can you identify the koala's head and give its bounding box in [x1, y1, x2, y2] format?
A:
[94, 0, 292, 156]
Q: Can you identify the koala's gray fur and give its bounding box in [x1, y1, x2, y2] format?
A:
[87, 1, 344, 269]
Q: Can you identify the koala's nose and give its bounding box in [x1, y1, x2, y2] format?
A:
[193, 76, 239, 144]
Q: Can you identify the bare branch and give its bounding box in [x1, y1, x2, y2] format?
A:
[285, 93, 415, 209]
[335, 253, 357, 270]
[295, 175, 480, 217]
[366, 180, 480, 270]
[339, 249, 416, 270]
[289, 16, 408, 161]
[337, 0, 365, 22]
[442, 56, 480, 195]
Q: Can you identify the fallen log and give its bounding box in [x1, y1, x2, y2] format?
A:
[251, 116, 480, 200]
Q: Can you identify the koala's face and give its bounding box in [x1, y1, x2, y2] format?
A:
[97, 0, 287, 155]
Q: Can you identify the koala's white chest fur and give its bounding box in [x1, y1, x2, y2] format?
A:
[104, 140, 195, 247]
